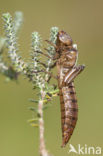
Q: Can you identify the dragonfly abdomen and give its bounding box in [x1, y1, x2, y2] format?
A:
[61, 82, 78, 147]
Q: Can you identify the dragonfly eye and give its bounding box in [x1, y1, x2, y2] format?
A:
[58, 31, 73, 46]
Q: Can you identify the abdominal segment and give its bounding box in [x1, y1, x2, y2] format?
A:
[60, 82, 78, 147]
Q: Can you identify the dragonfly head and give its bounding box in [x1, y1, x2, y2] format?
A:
[57, 31, 73, 46]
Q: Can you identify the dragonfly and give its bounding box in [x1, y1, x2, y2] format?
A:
[35, 30, 85, 147]
[55, 31, 85, 147]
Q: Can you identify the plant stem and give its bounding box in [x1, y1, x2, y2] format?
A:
[38, 89, 50, 156]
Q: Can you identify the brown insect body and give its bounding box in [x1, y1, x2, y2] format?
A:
[55, 31, 85, 147]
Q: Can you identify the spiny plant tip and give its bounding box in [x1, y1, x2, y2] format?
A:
[50, 26, 59, 42]
[2, 13, 11, 21]
[32, 32, 41, 50]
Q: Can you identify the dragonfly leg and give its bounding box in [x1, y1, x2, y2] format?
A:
[45, 40, 57, 49]
[35, 49, 58, 61]
[33, 69, 58, 81]
[35, 50, 53, 59]
[64, 65, 85, 85]
[36, 60, 57, 69]
[46, 72, 58, 82]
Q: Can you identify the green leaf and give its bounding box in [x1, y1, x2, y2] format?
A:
[28, 118, 39, 123]
[30, 123, 39, 127]
[28, 99, 39, 103]
[28, 107, 38, 113]
[43, 103, 51, 110]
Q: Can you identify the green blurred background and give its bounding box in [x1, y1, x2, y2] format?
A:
[0, 0, 103, 156]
